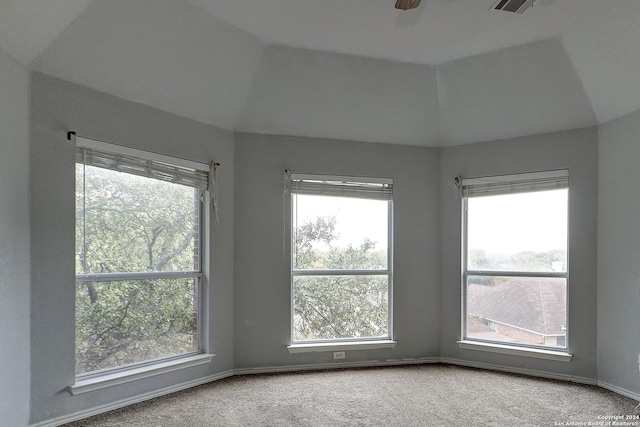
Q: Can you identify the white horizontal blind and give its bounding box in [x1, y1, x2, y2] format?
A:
[290, 173, 393, 200]
[75, 139, 209, 191]
[462, 170, 568, 198]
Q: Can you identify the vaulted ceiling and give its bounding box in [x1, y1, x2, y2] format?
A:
[2, 0, 639, 146]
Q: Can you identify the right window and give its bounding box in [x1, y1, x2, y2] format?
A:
[462, 171, 569, 349]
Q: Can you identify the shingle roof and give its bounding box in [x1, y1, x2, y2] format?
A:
[467, 277, 566, 335]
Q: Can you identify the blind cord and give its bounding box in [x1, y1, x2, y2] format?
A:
[82, 148, 87, 274]
[209, 163, 220, 226]
[283, 170, 292, 258]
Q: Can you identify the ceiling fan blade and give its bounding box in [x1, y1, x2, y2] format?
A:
[395, 0, 422, 10]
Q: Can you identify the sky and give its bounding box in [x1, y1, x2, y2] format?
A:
[293, 188, 568, 258]
[467, 189, 568, 256]
[293, 194, 389, 251]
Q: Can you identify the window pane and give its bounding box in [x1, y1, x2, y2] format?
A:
[466, 275, 566, 348]
[293, 194, 388, 270]
[293, 275, 388, 341]
[466, 189, 567, 272]
[75, 277, 199, 374]
[76, 165, 200, 274]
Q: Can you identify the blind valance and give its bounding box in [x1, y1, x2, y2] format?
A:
[462, 170, 568, 198]
[290, 173, 393, 201]
[75, 138, 209, 191]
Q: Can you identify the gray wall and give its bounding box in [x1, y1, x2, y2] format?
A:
[233, 133, 441, 369]
[0, 49, 30, 426]
[24, 70, 639, 423]
[597, 109, 640, 395]
[29, 73, 235, 423]
[439, 128, 599, 379]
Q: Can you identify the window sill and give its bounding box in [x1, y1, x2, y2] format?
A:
[69, 353, 214, 395]
[457, 340, 572, 362]
[288, 340, 397, 354]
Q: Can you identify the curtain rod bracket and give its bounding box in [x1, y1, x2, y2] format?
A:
[67, 131, 77, 141]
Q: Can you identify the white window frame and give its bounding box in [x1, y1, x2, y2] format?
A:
[287, 173, 396, 352]
[71, 136, 213, 393]
[460, 170, 571, 357]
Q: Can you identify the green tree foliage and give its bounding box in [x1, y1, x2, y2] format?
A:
[294, 217, 336, 269]
[506, 250, 565, 272]
[75, 165, 199, 373]
[468, 248, 490, 270]
[293, 216, 388, 341]
[468, 248, 566, 287]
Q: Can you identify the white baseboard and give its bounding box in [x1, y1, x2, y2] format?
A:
[233, 357, 441, 376]
[32, 358, 639, 426]
[441, 357, 598, 385]
[31, 359, 441, 427]
[30, 370, 234, 427]
[597, 380, 640, 403]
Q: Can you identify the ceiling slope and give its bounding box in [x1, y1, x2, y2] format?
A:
[0, 0, 93, 65]
[33, 0, 265, 131]
[8, 0, 640, 147]
[562, 1, 640, 125]
[437, 38, 597, 146]
[238, 46, 440, 146]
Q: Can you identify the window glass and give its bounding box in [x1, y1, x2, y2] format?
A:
[75, 155, 202, 374]
[293, 275, 388, 341]
[464, 186, 568, 349]
[291, 179, 392, 343]
[467, 190, 567, 272]
[466, 275, 566, 348]
[293, 195, 388, 270]
[76, 165, 199, 274]
[75, 278, 198, 373]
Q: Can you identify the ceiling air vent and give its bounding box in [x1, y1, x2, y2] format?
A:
[491, 0, 537, 14]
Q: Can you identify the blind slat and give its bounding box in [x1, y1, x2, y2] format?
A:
[76, 147, 209, 191]
[462, 170, 568, 198]
[290, 174, 393, 201]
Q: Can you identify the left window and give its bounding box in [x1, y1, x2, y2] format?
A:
[75, 138, 209, 375]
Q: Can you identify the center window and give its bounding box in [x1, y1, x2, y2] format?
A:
[290, 174, 393, 343]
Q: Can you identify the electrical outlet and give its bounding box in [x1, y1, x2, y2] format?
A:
[333, 351, 345, 360]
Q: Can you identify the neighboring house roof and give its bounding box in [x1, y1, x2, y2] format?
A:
[467, 277, 566, 335]
[466, 316, 517, 343]
[466, 316, 495, 334]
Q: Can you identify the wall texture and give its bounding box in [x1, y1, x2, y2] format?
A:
[0, 48, 30, 427]
[29, 73, 235, 424]
[597, 109, 640, 396]
[439, 127, 599, 379]
[233, 133, 441, 369]
[24, 69, 639, 424]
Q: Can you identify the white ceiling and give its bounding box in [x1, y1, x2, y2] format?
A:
[187, 0, 596, 65]
[2, 0, 640, 146]
[0, 0, 93, 65]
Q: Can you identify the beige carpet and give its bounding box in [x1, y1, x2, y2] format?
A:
[64, 364, 639, 426]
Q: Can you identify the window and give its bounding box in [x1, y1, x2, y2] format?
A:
[462, 170, 568, 350]
[289, 173, 393, 343]
[75, 137, 210, 375]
